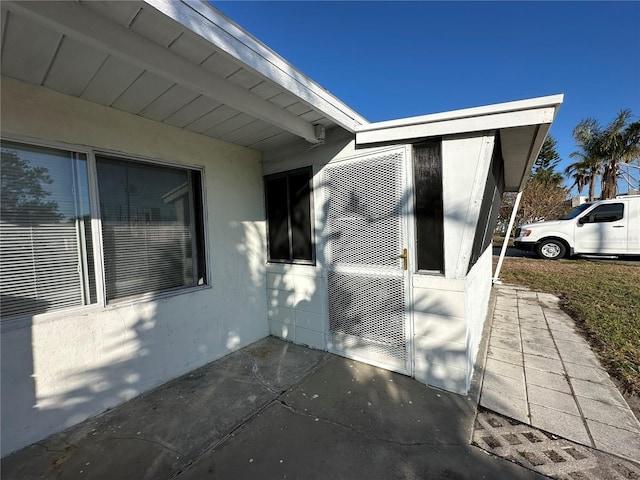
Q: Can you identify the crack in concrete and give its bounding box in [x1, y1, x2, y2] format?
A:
[275, 399, 461, 448]
[109, 436, 185, 457]
[243, 352, 284, 395]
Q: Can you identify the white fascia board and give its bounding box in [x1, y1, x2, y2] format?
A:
[145, 0, 369, 132]
[4, 0, 321, 144]
[356, 106, 558, 145]
[357, 95, 564, 134]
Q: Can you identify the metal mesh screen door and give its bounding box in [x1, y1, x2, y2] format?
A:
[324, 150, 411, 374]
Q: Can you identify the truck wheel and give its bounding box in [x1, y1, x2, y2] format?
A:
[536, 239, 566, 260]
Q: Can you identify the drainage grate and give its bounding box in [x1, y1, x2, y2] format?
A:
[472, 408, 640, 479]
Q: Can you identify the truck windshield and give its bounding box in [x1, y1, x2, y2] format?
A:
[560, 203, 593, 220]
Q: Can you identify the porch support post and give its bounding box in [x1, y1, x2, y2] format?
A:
[493, 190, 523, 284]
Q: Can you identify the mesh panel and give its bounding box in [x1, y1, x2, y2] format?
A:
[328, 272, 406, 368]
[324, 151, 408, 372]
[324, 153, 404, 268]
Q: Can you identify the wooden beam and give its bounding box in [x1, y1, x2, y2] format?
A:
[4, 1, 321, 143]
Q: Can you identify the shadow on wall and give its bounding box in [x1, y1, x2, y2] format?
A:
[1, 204, 268, 458]
[311, 156, 473, 391]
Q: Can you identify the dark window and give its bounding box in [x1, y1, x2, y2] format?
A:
[582, 203, 624, 223]
[414, 141, 444, 272]
[265, 168, 314, 263]
[469, 138, 505, 271]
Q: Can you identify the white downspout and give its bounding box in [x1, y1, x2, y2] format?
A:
[493, 190, 523, 284]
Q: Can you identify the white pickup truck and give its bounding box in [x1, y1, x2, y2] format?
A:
[514, 196, 640, 259]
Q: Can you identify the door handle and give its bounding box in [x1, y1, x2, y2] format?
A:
[612, 225, 625, 228]
[397, 248, 408, 271]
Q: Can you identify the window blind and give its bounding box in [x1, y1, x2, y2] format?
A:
[0, 142, 94, 318]
[96, 156, 200, 301]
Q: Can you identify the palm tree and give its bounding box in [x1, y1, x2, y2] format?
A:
[599, 110, 640, 198]
[568, 118, 603, 201]
[564, 162, 588, 196]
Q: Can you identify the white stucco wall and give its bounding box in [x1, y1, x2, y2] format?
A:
[266, 264, 325, 349]
[265, 130, 499, 395]
[412, 275, 468, 393]
[464, 247, 493, 391]
[441, 133, 496, 278]
[412, 132, 496, 394]
[0, 77, 268, 456]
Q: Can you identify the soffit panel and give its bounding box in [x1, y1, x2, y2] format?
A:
[206, 112, 258, 139]
[128, 5, 183, 47]
[138, 84, 200, 122]
[1, 1, 347, 152]
[1, 12, 62, 85]
[233, 124, 286, 148]
[249, 82, 284, 101]
[168, 31, 215, 64]
[110, 71, 175, 115]
[185, 104, 241, 134]
[285, 102, 314, 117]
[80, 56, 144, 106]
[200, 52, 245, 81]
[80, 1, 141, 27]
[163, 95, 222, 128]
[250, 132, 300, 151]
[227, 68, 264, 90]
[43, 36, 109, 97]
[501, 125, 538, 191]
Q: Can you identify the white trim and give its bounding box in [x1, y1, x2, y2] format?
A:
[454, 134, 496, 278]
[3, 0, 321, 143]
[356, 95, 564, 133]
[402, 144, 415, 377]
[356, 107, 557, 145]
[87, 149, 107, 308]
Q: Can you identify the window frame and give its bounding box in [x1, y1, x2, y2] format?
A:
[264, 166, 316, 265]
[580, 203, 624, 224]
[0, 133, 210, 324]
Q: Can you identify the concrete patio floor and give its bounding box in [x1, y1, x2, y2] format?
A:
[480, 285, 640, 463]
[3, 286, 640, 479]
[2, 337, 546, 480]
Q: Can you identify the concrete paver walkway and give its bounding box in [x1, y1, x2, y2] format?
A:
[480, 285, 640, 463]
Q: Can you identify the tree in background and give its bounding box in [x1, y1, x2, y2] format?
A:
[565, 110, 640, 200]
[532, 134, 564, 186]
[498, 135, 569, 231]
[1, 149, 62, 224]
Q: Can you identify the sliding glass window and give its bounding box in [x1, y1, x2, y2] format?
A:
[0, 140, 207, 320]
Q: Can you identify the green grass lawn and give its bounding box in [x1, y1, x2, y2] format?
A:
[496, 257, 640, 396]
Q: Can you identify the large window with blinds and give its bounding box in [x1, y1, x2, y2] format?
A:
[0, 140, 207, 319]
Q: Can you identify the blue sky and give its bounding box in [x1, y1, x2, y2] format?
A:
[214, 1, 640, 195]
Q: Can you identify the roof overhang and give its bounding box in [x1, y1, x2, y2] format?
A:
[1, 0, 367, 150]
[356, 95, 564, 191]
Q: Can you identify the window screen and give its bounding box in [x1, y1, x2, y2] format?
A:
[265, 168, 314, 263]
